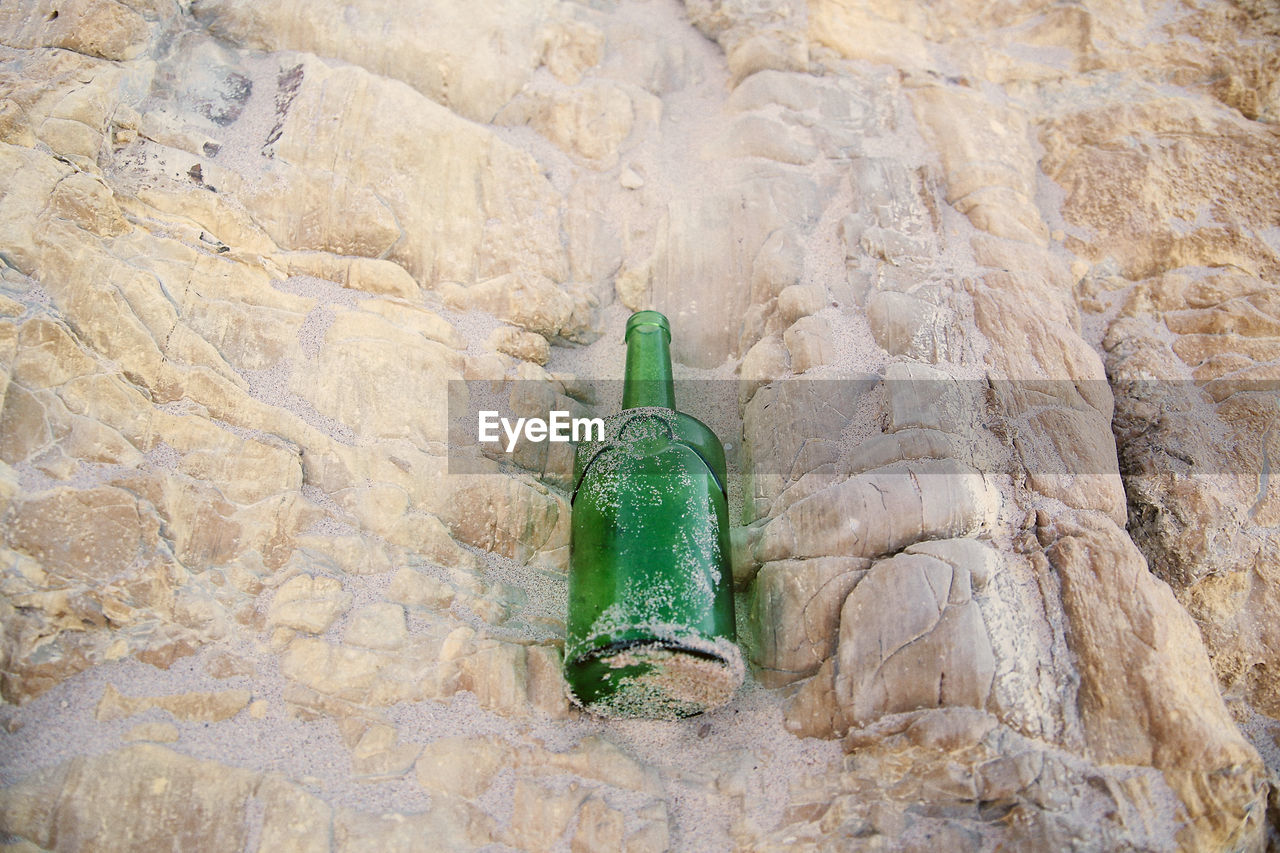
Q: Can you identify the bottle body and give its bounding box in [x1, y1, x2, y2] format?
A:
[565, 313, 742, 719]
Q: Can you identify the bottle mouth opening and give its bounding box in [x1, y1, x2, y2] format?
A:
[624, 310, 670, 341]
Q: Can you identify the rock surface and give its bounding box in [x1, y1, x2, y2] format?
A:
[2, 0, 1278, 850]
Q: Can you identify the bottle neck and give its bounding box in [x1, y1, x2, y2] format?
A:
[622, 312, 676, 410]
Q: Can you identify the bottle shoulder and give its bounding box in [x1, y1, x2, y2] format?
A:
[572, 407, 728, 500]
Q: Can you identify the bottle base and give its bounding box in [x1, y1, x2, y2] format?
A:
[564, 636, 744, 720]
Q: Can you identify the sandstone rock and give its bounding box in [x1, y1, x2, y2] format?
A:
[756, 459, 998, 563]
[647, 163, 824, 368]
[385, 566, 456, 611]
[843, 428, 964, 477]
[507, 779, 588, 852]
[740, 376, 873, 520]
[333, 802, 495, 851]
[431, 474, 569, 566]
[1039, 94, 1280, 281]
[835, 550, 996, 728]
[415, 735, 510, 798]
[350, 723, 421, 778]
[1046, 516, 1252, 763]
[710, 114, 818, 165]
[750, 556, 868, 685]
[572, 795, 628, 853]
[972, 285, 1112, 416]
[619, 167, 645, 189]
[278, 253, 421, 302]
[356, 299, 465, 350]
[842, 157, 937, 269]
[542, 14, 605, 85]
[1104, 268, 1280, 726]
[738, 334, 789, 404]
[3, 486, 155, 584]
[497, 80, 638, 167]
[279, 637, 389, 701]
[884, 361, 984, 435]
[291, 308, 464, 447]
[204, 56, 569, 287]
[96, 683, 251, 722]
[776, 284, 825, 326]
[782, 315, 833, 374]
[866, 290, 955, 361]
[488, 324, 552, 365]
[122, 722, 180, 743]
[1041, 514, 1266, 844]
[911, 85, 1048, 246]
[343, 603, 407, 651]
[256, 774, 333, 852]
[192, 0, 553, 123]
[808, 0, 932, 72]
[463, 272, 580, 340]
[1016, 406, 1128, 524]
[268, 574, 351, 635]
[0, 745, 259, 851]
[685, 0, 809, 82]
[522, 735, 661, 795]
[0, 0, 155, 62]
[0, 0, 1275, 849]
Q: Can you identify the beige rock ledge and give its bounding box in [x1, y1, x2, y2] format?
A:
[0, 0, 1277, 848]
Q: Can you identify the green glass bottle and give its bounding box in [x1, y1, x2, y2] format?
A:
[565, 310, 742, 719]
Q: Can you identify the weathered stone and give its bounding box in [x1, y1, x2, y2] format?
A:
[3, 486, 157, 583]
[1041, 514, 1264, 844]
[0, 0, 154, 61]
[751, 556, 868, 685]
[278, 637, 389, 700]
[506, 779, 588, 852]
[776, 285, 825, 326]
[268, 574, 352, 635]
[96, 683, 251, 722]
[834, 551, 996, 728]
[215, 56, 569, 286]
[782, 315, 833, 374]
[192, 0, 553, 123]
[866, 290, 955, 361]
[571, 795, 627, 853]
[257, 774, 333, 853]
[0, 745, 259, 851]
[741, 377, 873, 520]
[685, 0, 809, 82]
[646, 164, 824, 368]
[1040, 95, 1280, 281]
[808, 0, 932, 72]
[333, 802, 495, 851]
[710, 114, 818, 165]
[0, 0, 1275, 849]
[350, 723, 421, 778]
[1016, 406, 1127, 524]
[415, 735, 510, 798]
[278, 253, 422, 302]
[122, 722, 180, 743]
[911, 85, 1048, 246]
[343, 603, 408, 651]
[497, 81, 638, 167]
[488, 325, 551, 365]
[756, 459, 998, 563]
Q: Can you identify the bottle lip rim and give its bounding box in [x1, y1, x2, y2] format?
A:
[624, 310, 670, 340]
